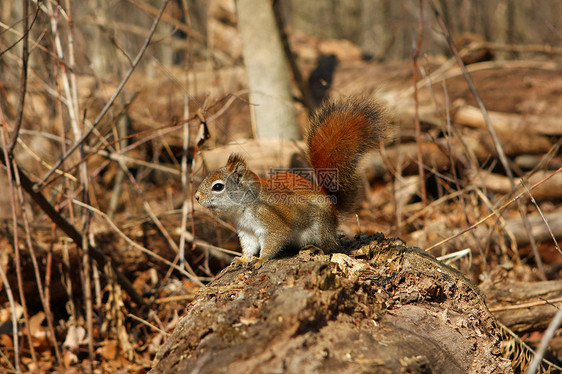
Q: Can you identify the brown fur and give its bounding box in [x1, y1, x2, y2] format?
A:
[307, 98, 390, 213]
[195, 97, 392, 259]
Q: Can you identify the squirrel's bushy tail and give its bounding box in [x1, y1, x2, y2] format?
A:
[307, 97, 391, 214]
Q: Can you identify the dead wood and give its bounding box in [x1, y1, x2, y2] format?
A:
[455, 104, 562, 137]
[0, 227, 154, 307]
[473, 170, 562, 201]
[366, 141, 453, 178]
[364, 132, 491, 178]
[0, 149, 146, 307]
[481, 279, 562, 333]
[503, 209, 562, 247]
[453, 105, 552, 156]
[0, 211, 229, 306]
[150, 235, 512, 373]
[0, 213, 238, 308]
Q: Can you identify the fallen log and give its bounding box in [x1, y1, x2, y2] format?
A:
[150, 235, 512, 373]
[455, 104, 562, 137]
[364, 131, 490, 178]
[473, 170, 562, 201]
[503, 209, 562, 247]
[453, 105, 553, 156]
[481, 279, 562, 333]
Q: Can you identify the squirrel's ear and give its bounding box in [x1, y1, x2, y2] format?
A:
[226, 153, 247, 177]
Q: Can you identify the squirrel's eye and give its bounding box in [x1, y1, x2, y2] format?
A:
[212, 182, 224, 192]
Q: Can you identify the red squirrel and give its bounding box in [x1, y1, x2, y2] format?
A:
[195, 97, 392, 259]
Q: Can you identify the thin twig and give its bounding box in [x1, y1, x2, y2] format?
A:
[60, 239, 78, 342]
[425, 165, 562, 252]
[490, 297, 562, 313]
[72, 199, 203, 285]
[407, 59, 559, 97]
[522, 181, 562, 255]
[436, 248, 471, 262]
[1, 125, 34, 370]
[82, 228, 95, 364]
[98, 92, 245, 167]
[0, 244, 19, 373]
[63, 0, 80, 138]
[179, 94, 191, 270]
[499, 322, 562, 373]
[177, 0, 192, 269]
[15, 137, 78, 181]
[107, 111, 129, 219]
[154, 294, 196, 304]
[12, 159, 63, 366]
[442, 81, 489, 273]
[8, 0, 30, 153]
[37, 120, 188, 192]
[125, 0, 204, 42]
[473, 188, 520, 264]
[428, 0, 546, 280]
[526, 307, 562, 374]
[182, 228, 240, 257]
[42, 0, 81, 150]
[33, 0, 171, 191]
[127, 313, 170, 336]
[412, 0, 427, 208]
[0, 148, 147, 306]
[0, 5, 41, 59]
[467, 40, 562, 56]
[114, 154, 200, 279]
[399, 188, 468, 229]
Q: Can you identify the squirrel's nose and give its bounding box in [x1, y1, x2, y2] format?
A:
[194, 191, 200, 202]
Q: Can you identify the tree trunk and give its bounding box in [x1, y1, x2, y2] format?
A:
[236, 0, 300, 140]
[150, 235, 512, 373]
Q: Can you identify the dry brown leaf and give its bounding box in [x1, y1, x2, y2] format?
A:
[0, 334, 13, 349]
[97, 339, 119, 360]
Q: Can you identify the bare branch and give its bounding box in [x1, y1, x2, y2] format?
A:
[428, 0, 546, 280]
[8, 0, 29, 153]
[412, 0, 427, 207]
[33, 0, 171, 191]
[526, 307, 562, 374]
[425, 165, 562, 252]
[0, 146, 147, 307]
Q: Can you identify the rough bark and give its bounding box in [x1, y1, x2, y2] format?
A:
[150, 235, 512, 373]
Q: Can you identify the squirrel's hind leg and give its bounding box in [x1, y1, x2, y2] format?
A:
[258, 233, 289, 260]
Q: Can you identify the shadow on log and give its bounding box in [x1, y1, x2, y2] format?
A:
[151, 235, 512, 373]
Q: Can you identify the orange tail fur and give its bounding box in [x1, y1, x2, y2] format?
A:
[307, 98, 391, 213]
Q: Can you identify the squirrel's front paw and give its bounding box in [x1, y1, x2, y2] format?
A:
[250, 256, 269, 269]
[231, 255, 252, 266]
[231, 255, 268, 268]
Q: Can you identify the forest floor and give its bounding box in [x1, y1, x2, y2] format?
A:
[1, 54, 562, 372]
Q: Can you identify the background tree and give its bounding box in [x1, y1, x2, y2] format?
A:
[236, 0, 300, 140]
